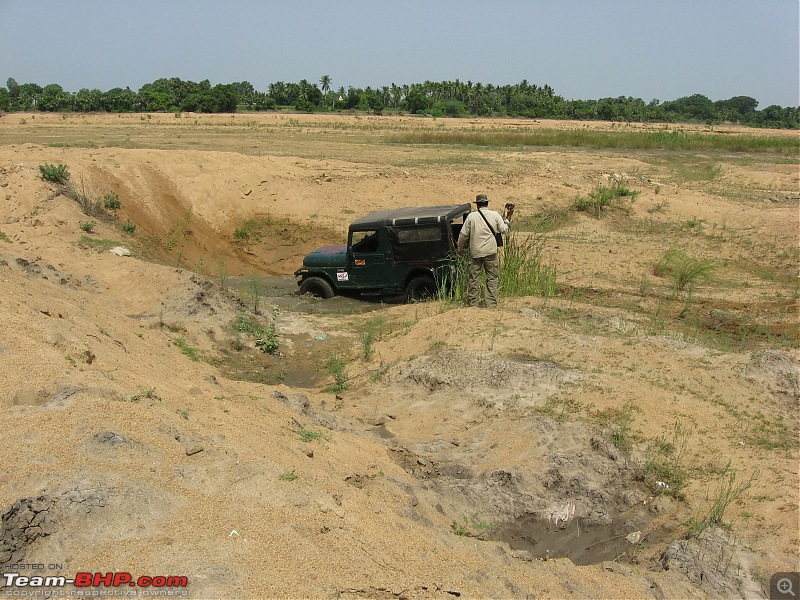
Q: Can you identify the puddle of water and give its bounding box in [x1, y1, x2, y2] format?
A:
[226, 275, 399, 315]
[490, 505, 653, 566]
[215, 275, 399, 388]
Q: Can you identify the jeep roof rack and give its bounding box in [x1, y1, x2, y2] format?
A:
[349, 204, 471, 230]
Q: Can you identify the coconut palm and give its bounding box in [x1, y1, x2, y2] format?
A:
[320, 75, 332, 108]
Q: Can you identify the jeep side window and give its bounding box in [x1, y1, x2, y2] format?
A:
[351, 230, 380, 253]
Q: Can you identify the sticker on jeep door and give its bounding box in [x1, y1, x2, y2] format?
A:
[355, 259, 366, 266]
[337, 272, 349, 281]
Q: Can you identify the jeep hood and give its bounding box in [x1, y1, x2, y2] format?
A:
[302, 245, 347, 268]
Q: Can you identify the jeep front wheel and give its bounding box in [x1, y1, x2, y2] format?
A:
[299, 276, 335, 299]
[405, 276, 437, 303]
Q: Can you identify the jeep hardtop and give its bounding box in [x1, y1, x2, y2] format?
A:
[294, 204, 471, 301]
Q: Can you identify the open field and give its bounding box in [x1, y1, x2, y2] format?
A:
[0, 112, 797, 599]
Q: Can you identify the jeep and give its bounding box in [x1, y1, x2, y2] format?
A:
[294, 204, 471, 302]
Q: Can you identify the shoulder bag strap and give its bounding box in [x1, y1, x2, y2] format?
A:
[476, 208, 497, 234]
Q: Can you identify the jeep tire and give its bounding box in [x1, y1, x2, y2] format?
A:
[299, 276, 335, 299]
[405, 276, 437, 303]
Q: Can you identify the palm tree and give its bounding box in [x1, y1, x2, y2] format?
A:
[320, 75, 331, 109]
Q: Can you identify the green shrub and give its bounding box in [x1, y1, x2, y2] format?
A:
[79, 220, 96, 233]
[254, 323, 279, 354]
[103, 192, 121, 210]
[574, 180, 640, 218]
[233, 316, 279, 354]
[121, 220, 136, 235]
[39, 163, 70, 184]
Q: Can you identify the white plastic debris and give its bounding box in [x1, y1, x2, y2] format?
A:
[656, 481, 671, 491]
[625, 531, 642, 544]
[228, 530, 240, 538]
[544, 500, 576, 529]
[108, 246, 131, 256]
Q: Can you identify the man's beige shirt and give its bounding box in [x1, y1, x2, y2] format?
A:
[457, 208, 509, 258]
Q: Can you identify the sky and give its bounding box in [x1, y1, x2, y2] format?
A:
[1, 0, 798, 108]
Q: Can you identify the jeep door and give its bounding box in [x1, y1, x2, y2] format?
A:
[348, 229, 388, 289]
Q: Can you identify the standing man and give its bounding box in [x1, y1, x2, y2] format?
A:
[457, 194, 512, 308]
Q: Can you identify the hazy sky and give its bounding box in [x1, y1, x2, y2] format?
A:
[1, 0, 798, 108]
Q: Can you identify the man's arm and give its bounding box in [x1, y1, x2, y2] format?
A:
[495, 211, 509, 234]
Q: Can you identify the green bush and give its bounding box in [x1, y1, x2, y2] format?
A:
[254, 323, 279, 354]
[103, 192, 121, 210]
[121, 220, 136, 235]
[39, 163, 70, 184]
[574, 180, 639, 218]
[234, 316, 279, 354]
[79, 220, 96, 233]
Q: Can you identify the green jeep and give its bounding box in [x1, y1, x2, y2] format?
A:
[294, 204, 471, 302]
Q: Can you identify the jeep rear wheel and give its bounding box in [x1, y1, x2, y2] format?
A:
[405, 276, 437, 303]
[299, 276, 335, 299]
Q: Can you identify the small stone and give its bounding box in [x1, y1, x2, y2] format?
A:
[185, 442, 204, 456]
[93, 431, 128, 446]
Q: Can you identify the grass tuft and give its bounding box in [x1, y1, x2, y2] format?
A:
[653, 249, 716, 294]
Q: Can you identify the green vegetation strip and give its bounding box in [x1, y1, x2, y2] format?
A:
[385, 129, 799, 154]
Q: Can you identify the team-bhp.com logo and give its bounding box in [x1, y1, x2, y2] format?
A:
[3, 572, 189, 596]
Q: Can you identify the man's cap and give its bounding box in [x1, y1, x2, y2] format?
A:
[475, 194, 489, 205]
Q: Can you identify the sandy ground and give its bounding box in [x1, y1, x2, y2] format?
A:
[0, 112, 797, 599]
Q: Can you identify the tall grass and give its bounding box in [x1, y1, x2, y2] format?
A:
[690, 467, 760, 532]
[384, 128, 800, 155]
[437, 252, 469, 306]
[439, 232, 557, 303]
[499, 233, 557, 297]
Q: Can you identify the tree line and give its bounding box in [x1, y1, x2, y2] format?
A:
[1, 76, 797, 129]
